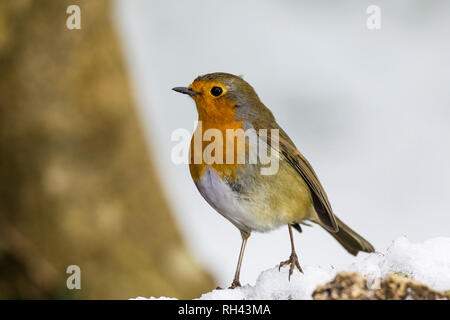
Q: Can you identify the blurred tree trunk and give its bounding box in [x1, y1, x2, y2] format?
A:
[0, 0, 214, 299]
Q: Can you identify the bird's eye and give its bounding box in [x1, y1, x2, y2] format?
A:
[210, 86, 223, 97]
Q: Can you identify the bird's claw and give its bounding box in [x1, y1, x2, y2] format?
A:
[229, 279, 242, 289]
[278, 252, 303, 280]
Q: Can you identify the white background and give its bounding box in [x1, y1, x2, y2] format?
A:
[114, 0, 450, 286]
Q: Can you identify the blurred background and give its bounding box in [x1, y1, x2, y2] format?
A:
[0, 0, 449, 299]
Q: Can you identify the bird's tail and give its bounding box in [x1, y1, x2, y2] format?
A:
[325, 216, 375, 256]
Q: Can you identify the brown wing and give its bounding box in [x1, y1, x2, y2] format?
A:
[255, 122, 339, 232]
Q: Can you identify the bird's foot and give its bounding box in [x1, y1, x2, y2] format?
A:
[278, 252, 303, 280]
[229, 279, 242, 289]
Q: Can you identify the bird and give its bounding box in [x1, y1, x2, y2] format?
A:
[173, 72, 374, 289]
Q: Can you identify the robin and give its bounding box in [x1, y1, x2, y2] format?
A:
[173, 72, 374, 289]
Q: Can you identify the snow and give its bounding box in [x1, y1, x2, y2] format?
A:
[200, 265, 334, 300]
[349, 236, 450, 292]
[135, 237, 450, 300]
[132, 296, 177, 300]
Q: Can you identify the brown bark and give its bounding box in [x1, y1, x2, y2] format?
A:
[0, 0, 214, 299]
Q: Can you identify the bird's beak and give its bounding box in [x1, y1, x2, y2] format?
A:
[172, 87, 197, 96]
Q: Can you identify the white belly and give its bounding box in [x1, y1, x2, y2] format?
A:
[195, 167, 268, 232]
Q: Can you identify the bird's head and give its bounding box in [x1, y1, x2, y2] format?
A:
[173, 72, 273, 124]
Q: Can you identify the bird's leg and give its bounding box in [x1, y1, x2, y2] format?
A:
[279, 224, 303, 279]
[230, 231, 250, 289]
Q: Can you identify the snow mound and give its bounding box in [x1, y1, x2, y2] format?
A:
[349, 236, 450, 292]
[199, 265, 334, 300]
[136, 237, 450, 300]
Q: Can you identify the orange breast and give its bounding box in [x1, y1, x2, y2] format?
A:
[189, 95, 246, 182]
